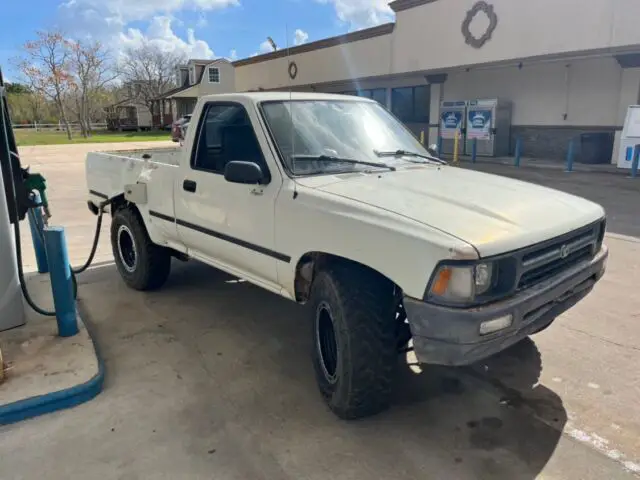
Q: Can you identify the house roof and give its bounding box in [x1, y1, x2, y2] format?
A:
[156, 84, 193, 100]
[232, 23, 395, 67]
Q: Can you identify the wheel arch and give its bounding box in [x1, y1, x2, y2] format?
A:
[293, 251, 402, 304]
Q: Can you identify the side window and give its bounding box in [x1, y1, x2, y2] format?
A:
[192, 103, 266, 175]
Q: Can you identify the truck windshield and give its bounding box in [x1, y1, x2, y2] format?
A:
[260, 99, 431, 176]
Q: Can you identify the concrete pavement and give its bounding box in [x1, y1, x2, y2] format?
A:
[4, 143, 639, 479]
[1, 261, 635, 480]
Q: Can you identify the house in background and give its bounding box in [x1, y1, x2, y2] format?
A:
[105, 81, 153, 131]
[152, 58, 236, 127]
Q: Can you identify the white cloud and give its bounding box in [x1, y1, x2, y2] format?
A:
[259, 40, 275, 53]
[119, 16, 214, 58]
[60, 0, 239, 25]
[315, 0, 393, 30]
[293, 29, 309, 46]
[59, 0, 239, 58]
[228, 49, 238, 61]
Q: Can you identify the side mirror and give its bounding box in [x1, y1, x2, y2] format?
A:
[224, 161, 265, 185]
[427, 143, 439, 157]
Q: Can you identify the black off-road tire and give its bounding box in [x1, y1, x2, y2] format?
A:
[309, 263, 397, 420]
[111, 207, 171, 291]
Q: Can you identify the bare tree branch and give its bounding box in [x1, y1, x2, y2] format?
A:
[68, 39, 117, 136]
[15, 30, 75, 139]
[117, 44, 186, 115]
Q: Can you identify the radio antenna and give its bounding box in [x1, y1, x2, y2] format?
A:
[285, 23, 298, 199]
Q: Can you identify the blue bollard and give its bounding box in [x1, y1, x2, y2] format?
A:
[471, 138, 477, 163]
[631, 145, 640, 178]
[43, 227, 78, 337]
[514, 137, 522, 167]
[437, 136, 443, 156]
[27, 192, 49, 273]
[565, 139, 575, 172]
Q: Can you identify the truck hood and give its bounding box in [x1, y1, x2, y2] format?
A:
[297, 165, 605, 257]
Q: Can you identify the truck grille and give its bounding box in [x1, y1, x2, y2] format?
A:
[517, 221, 603, 290]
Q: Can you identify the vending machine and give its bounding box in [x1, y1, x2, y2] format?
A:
[439, 101, 467, 155]
[464, 98, 512, 157]
[617, 105, 640, 169]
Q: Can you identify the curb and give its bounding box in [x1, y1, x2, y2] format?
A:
[0, 302, 105, 426]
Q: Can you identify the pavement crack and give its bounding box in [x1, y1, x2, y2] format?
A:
[560, 325, 640, 352]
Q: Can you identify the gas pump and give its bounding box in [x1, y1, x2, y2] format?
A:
[0, 69, 28, 330]
[0, 67, 111, 332]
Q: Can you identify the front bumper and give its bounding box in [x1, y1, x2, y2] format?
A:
[404, 245, 608, 366]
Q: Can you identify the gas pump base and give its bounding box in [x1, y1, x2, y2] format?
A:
[0, 275, 104, 426]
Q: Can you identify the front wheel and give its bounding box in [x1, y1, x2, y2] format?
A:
[111, 207, 171, 291]
[309, 264, 397, 420]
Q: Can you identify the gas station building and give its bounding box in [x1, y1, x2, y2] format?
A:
[233, 0, 640, 165]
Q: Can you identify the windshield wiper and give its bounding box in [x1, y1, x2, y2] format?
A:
[291, 154, 396, 172]
[374, 149, 447, 165]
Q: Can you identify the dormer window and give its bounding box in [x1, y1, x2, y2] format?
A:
[208, 67, 220, 83]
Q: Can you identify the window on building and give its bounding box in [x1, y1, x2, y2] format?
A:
[356, 88, 387, 106]
[208, 67, 220, 83]
[391, 85, 430, 123]
[193, 103, 266, 176]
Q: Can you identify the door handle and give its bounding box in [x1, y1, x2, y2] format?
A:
[250, 187, 264, 196]
[183, 179, 197, 193]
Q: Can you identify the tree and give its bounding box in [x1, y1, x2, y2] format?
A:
[118, 44, 185, 118]
[6, 83, 31, 94]
[68, 39, 116, 137]
[16, 31, 75, 139]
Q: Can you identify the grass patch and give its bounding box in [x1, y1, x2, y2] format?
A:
[14, 129, 171, 146]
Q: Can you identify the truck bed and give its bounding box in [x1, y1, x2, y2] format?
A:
[86, 146, 180, 205]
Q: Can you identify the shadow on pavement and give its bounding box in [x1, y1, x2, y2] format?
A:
[83, 260, 566, 479]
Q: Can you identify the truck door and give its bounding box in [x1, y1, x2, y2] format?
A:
[173, 101, 282, 291]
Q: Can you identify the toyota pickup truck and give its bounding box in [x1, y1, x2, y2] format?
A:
[86, 92, 608, 420]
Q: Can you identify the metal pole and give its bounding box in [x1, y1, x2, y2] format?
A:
[514, 137, 522, 167]
[437, 136, 443, 155]
[453, 129, 460, 164]
[565, 139, 575, 173]
[631, 145, 640, 178]
[43, 226, 78, 337]
[27, 191, 48, 273]
[471, 137, 477, 163]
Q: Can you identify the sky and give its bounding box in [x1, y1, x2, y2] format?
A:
[0, 0, 395, 82]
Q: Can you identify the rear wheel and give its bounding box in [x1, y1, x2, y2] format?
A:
[111, 207, 171, 291]
[309, 263, 397, 420]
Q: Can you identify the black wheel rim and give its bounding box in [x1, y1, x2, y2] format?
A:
[316, 302, 338, 384]
[117, 225, 137, 273]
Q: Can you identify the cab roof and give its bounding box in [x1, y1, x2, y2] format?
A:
[199, 91, 375, 103]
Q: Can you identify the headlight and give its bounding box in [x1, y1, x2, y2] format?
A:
[428, 262, 495, 305]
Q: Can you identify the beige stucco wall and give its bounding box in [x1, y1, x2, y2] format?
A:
[444, 57, 624, 126]
[235, 34, 392, 92]
[392, 0, 640, 73]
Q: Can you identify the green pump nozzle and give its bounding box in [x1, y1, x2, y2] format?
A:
[24, 172, 50, 219]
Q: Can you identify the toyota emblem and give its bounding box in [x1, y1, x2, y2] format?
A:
[560, 244, 570, 259]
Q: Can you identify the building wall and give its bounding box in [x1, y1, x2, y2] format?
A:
[392, 0, 640, 73]
[198, 62, 236, 96]
[235, 34, 392, 92]
[442, 57, 626, 159]
[444, 58, 622, 126]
